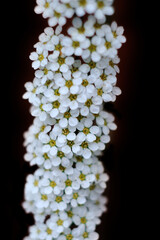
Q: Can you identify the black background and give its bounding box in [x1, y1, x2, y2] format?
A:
[4, 0, 157, 239]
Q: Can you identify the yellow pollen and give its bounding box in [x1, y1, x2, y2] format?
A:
[67, 210, 73, 218]
[57, 57, 65, 65]
[57, 219, 63, 226]
[97, 88, 103, 96]
[100, 73, 107, 81]
[83, 127, 90, 135]
[43, 68, 48, 75]
[82, 79, 89, 87]
[43, 153, 49, 159]
[88, 44, 96, 52]
[54, 10, 61, 18]
[38, 54, 44, 61]
[49, 139, 56, 147]
[81, 141, 88, 149]
[57, 151, 65, 158]
[72, 41, 80, 48]
[46, 228, 52, 235]
[62, 128, 70, 136]
[65, 179, 72, 187]
[73, 192, 79, 199]
[65, 80, 73, 88]
[79, 173, 86, 181]
[105, 41, 112, 49]
[41, 194, 48, 201]
[97, 1, 104, 8]
[79, 0, 87, 6]
[78, 26, 85, 33]
[64, 111, 71, 119]
[85, 99, 92, 107]
[69, 94, 77, 101]
[50, 181, 56, 188]
[54, 89, 60, 96]
[81, 217, 87, 224]
[33, 180, 38, 186]
[44, 2, 50, 8]
[83, 232, 89, 238]
[55, 196, 62, 203]
[66, 234, 73, 240]
[52, 100, 60, 108]
[67, 140, 74, 147]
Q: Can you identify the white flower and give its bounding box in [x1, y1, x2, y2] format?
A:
[61, 36, 90, 56]
[30, 49, 48, 70]
[34, 0, 53, 18]
[94, 0, 114, 20]
[23, 2, 126, 240]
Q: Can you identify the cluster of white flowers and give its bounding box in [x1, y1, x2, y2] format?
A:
[23, 1, 125, 239]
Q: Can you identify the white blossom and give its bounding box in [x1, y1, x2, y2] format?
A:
[23, 1, 126, 240]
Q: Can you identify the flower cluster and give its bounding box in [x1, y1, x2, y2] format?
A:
[23, 1, 125, 240]
[35, 0, 114, 26]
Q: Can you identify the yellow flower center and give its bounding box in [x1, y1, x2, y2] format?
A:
[88, 44, 97, 52]
[79, 173, 86, 181]
[83, 127, 90, 135]
[33, 180, 38, 186]
[57, 219, 63, 226]
[44, 2, 50, 8]
[109, 60, 114, 67]
[97, 88, 103, 96]
[88, 61, 96, 69]
[65, 179, 72, 187]
[73, 192, 79, 199]
[89, 184, 96, 190]
[49, 139, 56, 147]
[55, 43, 62, 51]
[66, 234, 73, 240]
[78, 26, 85, 33]
[45, 80, 52, 87]
[69, 94, 77, 101]
[97, 1, 104, 8]
[54, 89, 60, 96]
[55, 196, 62, 203]
[67, 210, 73, 218]
[105, 41, 112, 49]
[59, 165, 66, 172]
[72, 41, 80, 48]
[58, 57, 65, 65]
[113, 31, 117, 38]
[81, 217, 87, 224]
[82, 79, 89, 87]
[43, 153, 49, 159]
[96, 174, 100, 180]
[41, 194, 48, 201]
[52, 100, 60, 108]
[85, 99, 92, 107]
[83, 232, 89, 238]
[67, 140, 74, 147]
[76, 156, 83, 162]
[100, 73, 107, 81]
[64, 111, 71, 119]
[54, 11, 61, 18]
[94, 22, 101, 29]
[38, 54, 44, 61]
[46, 228, 52, 235]
[81, 141, 88, 149]
[62, 128, 70, 136]
[43, 67, 48, 75]
[57, 151, 65, 158]
[50, 181, 56, 188]
[65, 80, 73, 88]
[79, 0, 87, 6]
